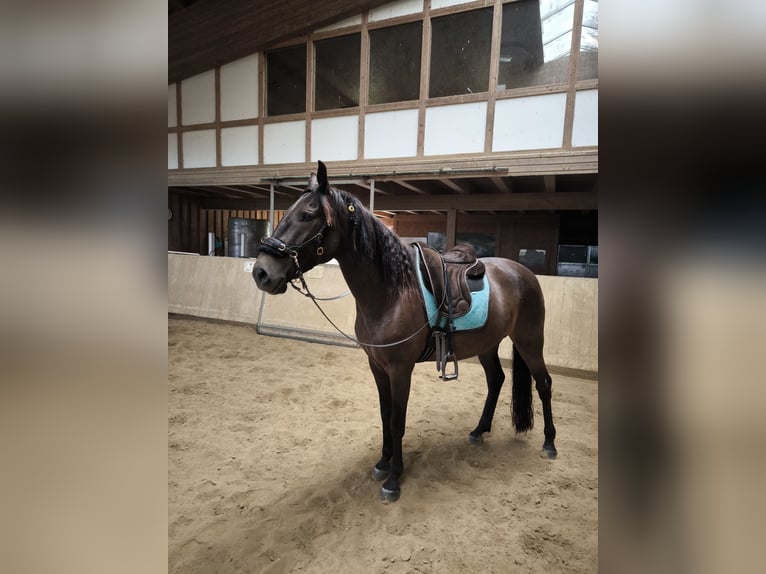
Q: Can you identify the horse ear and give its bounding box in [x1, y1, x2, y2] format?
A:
[307, 172, 319, 191]
[317, 161, 328, 194]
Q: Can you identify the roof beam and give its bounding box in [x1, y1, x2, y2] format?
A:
[441, 178, 468, 194]
[544, 175, 556, 194]
[491, 177, 512, 193]
[396, 180, 428, 195]
[200, 191, 597, 212]
[374, 191, 597, 211]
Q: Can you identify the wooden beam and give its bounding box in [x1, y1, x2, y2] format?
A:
[354, 181, 391, 195]
[544, 175, 556, 194]
[168, 149, 598, 187]
[442, 178, 468, 194]
[396, 180, 428, 194]
[219, 185, 267, 198]
[199, 191, 597, 213]
[201, 197, 295, 211]
[372, 191, 597, 212]
[491, 177, 512, 193]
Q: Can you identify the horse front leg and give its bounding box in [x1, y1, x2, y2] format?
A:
[369, 358, 393, 481]
[379, 364, 413, 503]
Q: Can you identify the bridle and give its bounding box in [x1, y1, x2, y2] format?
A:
[258, 189, 331, 277]
[259, 220, 329, 272]
[258, 189, 348, 301]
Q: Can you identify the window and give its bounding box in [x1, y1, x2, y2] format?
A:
[577, 0, 598, 81]
[429, 8, 493, 98]
[369, 22, 422, 105]
[498, 0, 572, 90]
[557, 244, 598, 277]
[266, 44, 306, 116]
[518, 248, 547, 274]
[315, 33, 361, 111]
[558, 244, 587, 264]
[588, 245, 598, 265]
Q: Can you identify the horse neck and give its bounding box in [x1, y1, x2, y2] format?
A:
[333, 228, 414, 315]
[335, 246, 395, 313]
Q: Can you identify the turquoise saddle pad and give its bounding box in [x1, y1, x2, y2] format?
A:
[414, 247, 490, 332]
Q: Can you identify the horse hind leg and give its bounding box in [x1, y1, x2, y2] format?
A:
[469, 346, 505, 444]
[513, 341, 557, 459]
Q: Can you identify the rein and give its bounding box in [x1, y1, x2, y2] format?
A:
[259, 192, 438, 349]
[290, 267, 435, 349]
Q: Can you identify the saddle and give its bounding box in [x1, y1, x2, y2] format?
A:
[413, 242, 487, 381]
[415, 242, 485, 317]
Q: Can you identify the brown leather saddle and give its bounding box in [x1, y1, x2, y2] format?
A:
[413, 242, 486, 380]
[414, 242, 485, 318]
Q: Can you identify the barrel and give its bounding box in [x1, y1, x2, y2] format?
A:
[227, 218, 268, 258]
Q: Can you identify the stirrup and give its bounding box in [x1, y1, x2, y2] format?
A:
[441, 352, 458, 381]
[433, 329, 459, 381]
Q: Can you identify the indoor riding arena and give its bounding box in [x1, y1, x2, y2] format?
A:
[169, 0, 598, 571]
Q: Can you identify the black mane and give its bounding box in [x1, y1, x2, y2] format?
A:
[327, 186, 417, 296]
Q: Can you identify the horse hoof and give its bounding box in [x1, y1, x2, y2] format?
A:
[541, 446, 558, 459]
[372, 466, 389, 481]
[468, 433, 483, 445]
[379, 486, 400, 503]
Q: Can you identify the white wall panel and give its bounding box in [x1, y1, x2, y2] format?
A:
[492, 92, 566, 151]
[310, 116, 359, 162]
[364, 109, 418, 159]
[264, 120, 306, 164]
[168, 84, 177, 128]
[221, 125, 259, 166]
[424, 102, 487, 156]
[316, 14, 362, 32]
[369, 0, 423, 22]
[168, 134, 178, 169]
[220, 54, 259, 121]
[571, 89, 598, 147]
[182, 130, 216, 168]
[181, 70, 215, 125]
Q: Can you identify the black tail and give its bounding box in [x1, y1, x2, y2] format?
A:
[512, 345, 534, 433]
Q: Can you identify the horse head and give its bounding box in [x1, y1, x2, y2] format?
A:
[253, 161, 342, 294]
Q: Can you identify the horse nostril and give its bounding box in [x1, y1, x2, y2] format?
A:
[254, 267, 268, 285]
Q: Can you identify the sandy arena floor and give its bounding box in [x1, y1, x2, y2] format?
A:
[169, 316, 598, 573]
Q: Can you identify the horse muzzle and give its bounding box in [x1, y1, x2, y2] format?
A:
[252, 259, 289, 294]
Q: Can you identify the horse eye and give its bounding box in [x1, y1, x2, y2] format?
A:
[299, 211, 314, 222]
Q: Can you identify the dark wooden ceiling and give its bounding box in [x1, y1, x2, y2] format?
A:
[169, 0, 393, 84]
[170, 173, 599, 215]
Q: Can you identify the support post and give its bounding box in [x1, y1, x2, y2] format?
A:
[268, 183, 275, 235]
[446, 208, 457, 250]
[369, 178, 375, 214]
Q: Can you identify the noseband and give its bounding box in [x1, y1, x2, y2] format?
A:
[258, 221, 328, 262]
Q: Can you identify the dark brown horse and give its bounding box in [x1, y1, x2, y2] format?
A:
[253, 161, 557, 502]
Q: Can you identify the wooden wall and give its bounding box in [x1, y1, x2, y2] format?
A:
[169, 191, 284, 254]
[168, 192, 201, 254]
[393, 212, 560, 275]
[170, 190, 562, 275]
